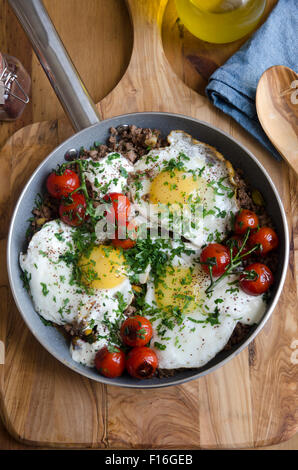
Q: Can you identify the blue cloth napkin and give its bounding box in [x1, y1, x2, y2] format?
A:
[206, 0, 298, 161]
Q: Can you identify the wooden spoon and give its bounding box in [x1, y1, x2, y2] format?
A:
[256, 65, 298, 174]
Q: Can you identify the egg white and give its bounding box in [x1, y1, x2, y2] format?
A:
[83, 152, 134, 198]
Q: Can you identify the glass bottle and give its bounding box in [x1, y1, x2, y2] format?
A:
[0, 52, 31, 121]
[175, 0, 267, 44]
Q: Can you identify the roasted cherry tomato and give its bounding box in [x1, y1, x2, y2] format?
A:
[126, 346, 158, 379]
[94, 345, 125, 378]
[200, 243, 231, 277]
[59, 192, 86, 226]
[46, 169, 80, 199]
[112, 220, 137, 250]
[248, 227, 279, 255]
[239, 263, 273, 296]
[103, 192, 131, 223]
[234, 209, 259, 235]
[120, 315, 153, 348]
[226, 235, 249, 258]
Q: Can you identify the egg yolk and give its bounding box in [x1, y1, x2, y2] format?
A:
[155, 266, 200, 314]
[79, 245, 127, 289]
[149, 170, 214, 211]
[149, 170, 198, 206]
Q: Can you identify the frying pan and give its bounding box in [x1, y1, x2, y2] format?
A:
[7, 0, 289, 388]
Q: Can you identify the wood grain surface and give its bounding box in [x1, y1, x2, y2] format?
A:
[0, 0, 297, 450]
[256, 65, 298, 174]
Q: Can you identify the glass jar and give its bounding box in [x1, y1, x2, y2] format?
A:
[175, 0, 267, 44]
[0, 52, 31, 121]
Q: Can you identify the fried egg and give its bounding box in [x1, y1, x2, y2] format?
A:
[144, 241, 266, 369]
[83, 152, 134, 198]
[129, 131, 239, 246]
[20, 220, 138, 366]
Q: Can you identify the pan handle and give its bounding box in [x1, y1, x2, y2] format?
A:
[8, 0, 101, 132]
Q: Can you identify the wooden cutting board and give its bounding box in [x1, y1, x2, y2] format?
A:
[0, 0, 297, 449]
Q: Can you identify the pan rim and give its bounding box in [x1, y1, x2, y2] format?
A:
[7, 111, 289, 389]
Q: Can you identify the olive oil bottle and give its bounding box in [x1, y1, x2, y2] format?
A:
[175, 0, 267, 44]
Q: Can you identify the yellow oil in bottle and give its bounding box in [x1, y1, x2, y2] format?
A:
[175, 0, 267, 44]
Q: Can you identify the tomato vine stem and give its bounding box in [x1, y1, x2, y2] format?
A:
[59, 160, 97, 223]
[205, 229, 259, 295]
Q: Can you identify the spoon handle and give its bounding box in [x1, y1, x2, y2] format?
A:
[256, 65, 298, 174]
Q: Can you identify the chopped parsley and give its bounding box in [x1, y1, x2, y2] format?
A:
[119, 166, 128, 178]
[55, 232, 65, 242]
[40, 282, 49, 296]
[145, 154, 159, 164]
[205, 307, 221, 325]
[39, 315, 53, 326]
[202, 206, 215, 218]
[20, 270, 31, 292]
[214, 206, 227, 219]
[208, 177, 235, 199]
[107, 153, 120, 163]
[162, 152, 190, 176]
[123, 236, 194, 285]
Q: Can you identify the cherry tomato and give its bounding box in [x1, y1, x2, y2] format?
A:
[59, 192, 86, 226]
[94, 345, 125, 378]
[46, 169, 80, 199]
[112, 220, 138, 250]
[248, 227, 279, 255]
[120, 315, 153, 348]
[126, 346, 158, 379]
[103, 192, 131, 224]
[234, 209, 259, 235]
[200, 243, 231, 277]
[226, 235, 249, 258]
[239, 263, 273, 296]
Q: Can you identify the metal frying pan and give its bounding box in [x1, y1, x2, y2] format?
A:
[7, 0, 289, 388]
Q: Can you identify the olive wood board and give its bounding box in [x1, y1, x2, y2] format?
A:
[0, 0, 297, 449]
